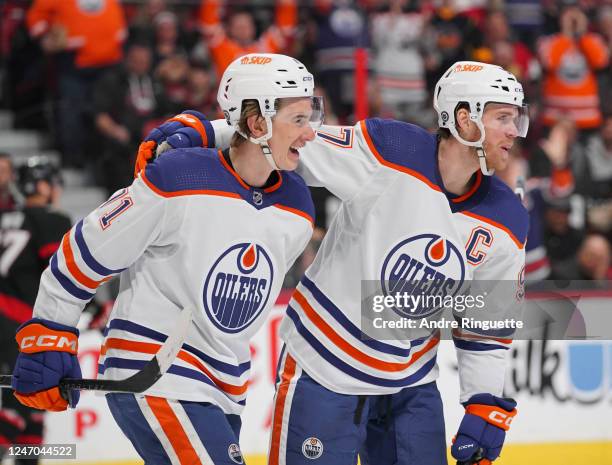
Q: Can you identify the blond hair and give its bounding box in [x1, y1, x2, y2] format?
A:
[230, 99, 263, 148]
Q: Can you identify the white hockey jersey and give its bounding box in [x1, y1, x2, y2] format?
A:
[213, 118, 528, 402]
[33, 148, 314, 414]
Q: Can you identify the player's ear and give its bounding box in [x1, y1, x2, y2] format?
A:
[246, 114, 268, 138]
[455, 107, 476, 139]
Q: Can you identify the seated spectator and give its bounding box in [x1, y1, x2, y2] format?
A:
[551, 233, 611, 283]
[537, 0, 609, 131]
[199, 0, 297, 78]
[93, 42, 166, 195]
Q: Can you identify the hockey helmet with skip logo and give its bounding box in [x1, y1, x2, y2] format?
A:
[217, 53, 324, 143]
[433, 61, 529, 148]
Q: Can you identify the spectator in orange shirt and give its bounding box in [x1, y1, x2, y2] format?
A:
[26, 0, 127, 168]
[199, 0, 297, 78]
[537, 0, 609, 131]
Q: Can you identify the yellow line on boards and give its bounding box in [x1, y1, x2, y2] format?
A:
[41, 442, 612, 465]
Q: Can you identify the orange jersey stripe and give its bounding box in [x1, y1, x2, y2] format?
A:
[273, 204, 314, 227]
[217, 150, 250, 190]
[145, 396, 201, 465]
[359, 120, 442, 193]
[460, 210, 524, 249]
[269, 354, 297, 465]
[61, 232, 112, 290]
[102, 338, 248, 395]
[141, 170, 242, 200]
[452, 170, 482, 203]
[293, 290, 439, 372]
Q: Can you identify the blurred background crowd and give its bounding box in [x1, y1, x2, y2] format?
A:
[0, 0, 611, 293]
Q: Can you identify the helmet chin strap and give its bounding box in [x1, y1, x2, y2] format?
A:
[258, 142, 280, 171]
[448, 119, 495, 176]
[476, 147, 495, 176]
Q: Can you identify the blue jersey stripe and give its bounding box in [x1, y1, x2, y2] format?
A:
[286, 306, 436, 388]
[74, 220, 125, 276]
[50, 254, 95, 301]
[300, 276, 420, 357]
[107, 319, 251, 377]
[453, 338, 509, 351]
[99, 357, 246, 405]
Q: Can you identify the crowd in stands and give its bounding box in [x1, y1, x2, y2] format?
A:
[0, 0, 610, 287]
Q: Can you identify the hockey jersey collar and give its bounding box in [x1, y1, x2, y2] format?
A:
[433, 144, 492, 213]
[218, 150, 284, 194]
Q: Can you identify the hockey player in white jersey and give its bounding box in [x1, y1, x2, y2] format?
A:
[141, 61, 529, 465]
[10, 54, 324, 464]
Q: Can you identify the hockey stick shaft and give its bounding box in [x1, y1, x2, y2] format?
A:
[0, 307, 192, 395]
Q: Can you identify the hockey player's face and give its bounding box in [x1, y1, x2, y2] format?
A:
[482, 103, 520, 170]
[268, 98, 317, 171]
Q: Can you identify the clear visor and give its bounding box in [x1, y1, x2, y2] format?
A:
[485, 103, 529, 138]
[515, 104, 529, 138]
[273, 96, 325, 129]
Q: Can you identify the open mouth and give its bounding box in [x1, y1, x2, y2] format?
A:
[289, 146, 301, 156]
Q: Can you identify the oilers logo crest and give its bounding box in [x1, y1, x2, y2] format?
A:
[203, 243, 274, 333]
[380, 233, 465, 318]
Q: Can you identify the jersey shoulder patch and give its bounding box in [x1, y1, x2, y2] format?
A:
[468, 177, 529, 247]
[362, 118, 439, 188]
[143, 148, 232, 194]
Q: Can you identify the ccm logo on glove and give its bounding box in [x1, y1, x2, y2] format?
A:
[17, 324, 78, 354]
[465, 403, 516, 431]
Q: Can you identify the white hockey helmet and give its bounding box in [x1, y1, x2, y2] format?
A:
[217, 53, 324, 168]
[433, 61, 529, 175]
